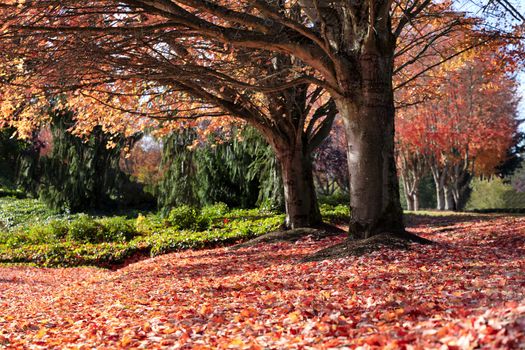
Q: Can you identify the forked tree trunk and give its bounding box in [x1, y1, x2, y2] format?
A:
[405, 193, 415, 211]
[444, 185, 456, 211]
[449, 164, 472, 211]
[275, 144, 322, 229]
[402, 177, 417, 211]
[402, 175, 421, 212]
[336, 51, 405, 239]
[430, 164, 447, 211]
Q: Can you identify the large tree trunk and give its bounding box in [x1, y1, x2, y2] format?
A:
[275, 145, 322, 229]
[336, 51, 405, 239]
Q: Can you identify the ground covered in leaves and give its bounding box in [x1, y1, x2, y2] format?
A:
[1, 214, 524, 349]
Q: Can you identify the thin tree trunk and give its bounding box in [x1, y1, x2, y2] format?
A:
[450, 166, 472, 211]
[276, 146, 322, 229]
[451, 187, 460, 210]
[444, 185, 456, 211]
[430, 163, 447, 211]
[402, 177, 415, 211]
[336, 53, 405, 239]
[413, 192, 420, 211]
[436, 187, 445, 210]
[406, 194, 415, 211]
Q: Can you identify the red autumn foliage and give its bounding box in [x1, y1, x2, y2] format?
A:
[1, 215, 524, 349]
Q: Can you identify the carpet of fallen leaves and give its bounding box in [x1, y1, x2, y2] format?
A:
[1, 214, 524, 349]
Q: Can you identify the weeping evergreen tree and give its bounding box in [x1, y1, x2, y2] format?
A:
[157, 128, 200, 212]
[157, 126, 284, 212]
[15, 131, 44, 196]
[0, 128, 28, 188]
[32, 110, 142, 212]
[244, 130, 285, 211]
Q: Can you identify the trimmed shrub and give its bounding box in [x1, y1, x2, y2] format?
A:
[166, 205, 209, 231]
[167, 205, 197, 229]
[201, 202, 229, 220]
[67, 215, 104, 243]
[320, 204, 350, 222]
[98, 217, 138, 242]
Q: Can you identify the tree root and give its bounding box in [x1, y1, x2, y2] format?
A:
[303, 231, 433, 262]
[230, 223, 345, 250]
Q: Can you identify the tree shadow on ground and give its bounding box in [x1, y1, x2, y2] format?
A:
[404, 212, 510, 228]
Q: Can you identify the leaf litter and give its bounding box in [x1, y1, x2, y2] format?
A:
[0, 215, 524, 349]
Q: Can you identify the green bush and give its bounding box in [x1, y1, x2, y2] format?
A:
[67, 215, 105, 243]
[466, 178, 525, 210]
[225, 207, 276, 220]
[0, 228, 52, 248]
[0, 201, 286, 268]
[166, 205, 209, 231]
[47, 220, 70, 240]
[0, 197, 58, 231]
[135, 213, 164, 234]
[166, 205, 198, 229]
[98, 217, 138, 242]
[149, 215, 283, 257]
[0, 241, 143, 267]
[66, 215, 139, 243]
[320, 204, 350, 222]
[0, 219, 69, 248]
[224, 215, 283, 236]
[318, 192, 349, 207]
[201, 202, 229, 219]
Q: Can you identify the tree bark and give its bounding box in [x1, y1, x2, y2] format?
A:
[436, 185, 445, 211]
[406, 192, 415, 211]
[430, 163, 447, 211]
[448, 163, 472, 211]
[275, 145, 322, 229]
[401, 173, 422, 212]
[402, 177, 415, 211]
[413, 192, 420, 211]
[336, 50, 405, 239]
[444, 185, 456, 211]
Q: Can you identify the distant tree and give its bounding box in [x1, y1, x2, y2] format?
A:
[313, 122, 349, 197]
[397, 50, 519, 211]
[28, 110, 143, 212]
[0, 127, 27, 188]
[120, 135, 163, 187]
[157, 128, 200, 211]
[157, 126, 284, 212]
[496, 132, 525, 179]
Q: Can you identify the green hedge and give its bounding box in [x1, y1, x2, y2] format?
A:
[466, 178, 525, 210]
[0, 200, 347, 268]
[0, 207, 284, 268]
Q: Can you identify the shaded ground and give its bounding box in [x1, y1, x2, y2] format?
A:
[231, 224, 346, 250]
[1, 214, 524, 348]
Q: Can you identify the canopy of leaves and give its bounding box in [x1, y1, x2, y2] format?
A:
[397, 47, 519, 177]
